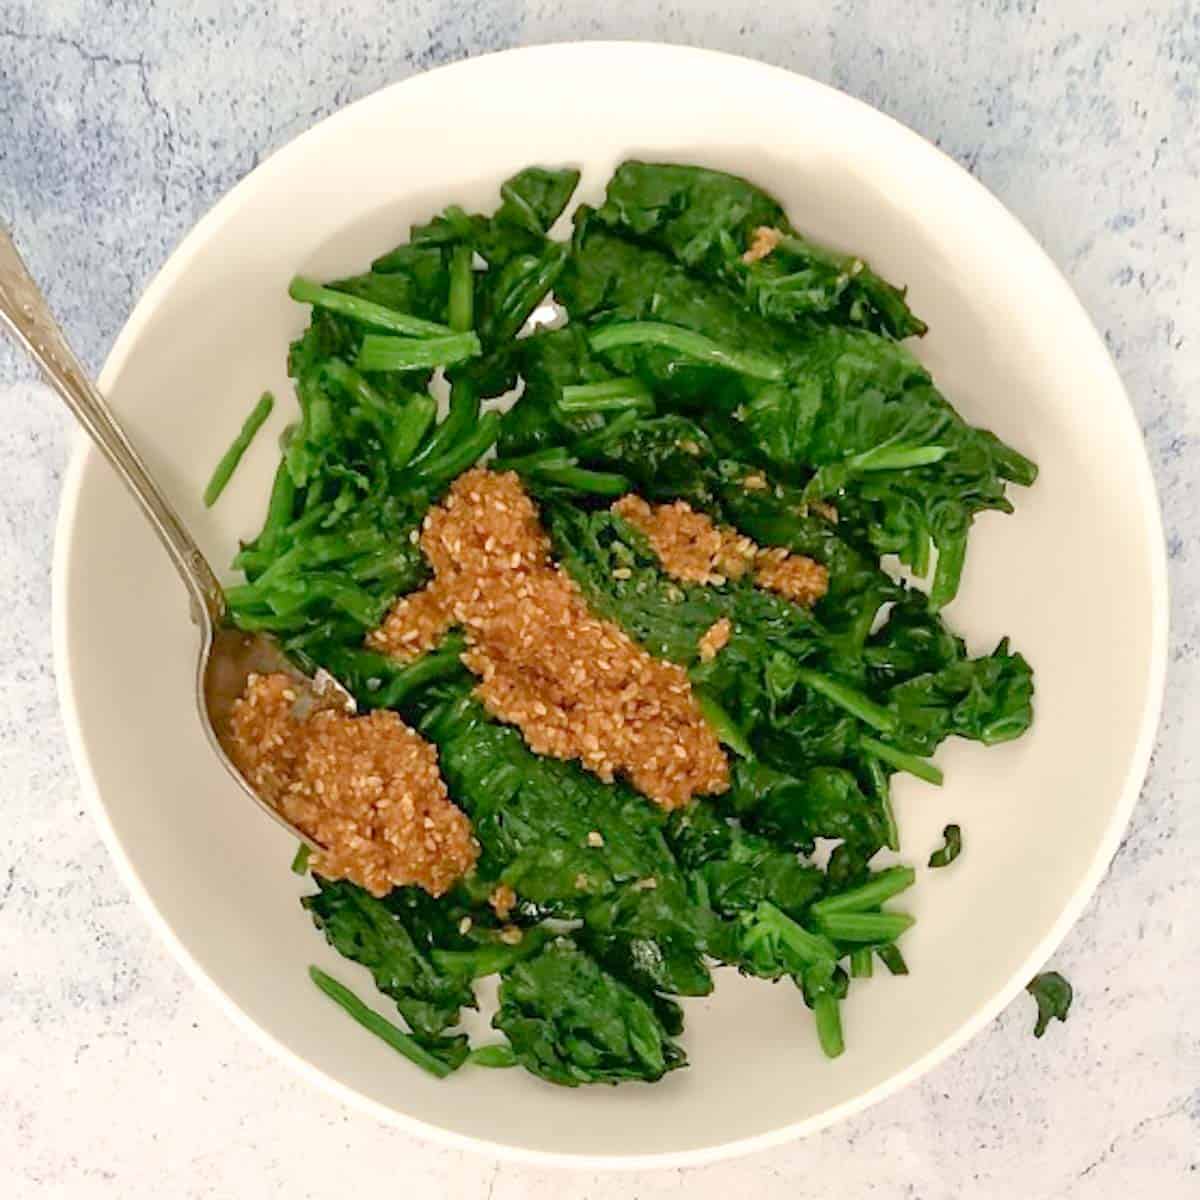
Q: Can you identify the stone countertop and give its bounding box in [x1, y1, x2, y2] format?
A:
[0, 2, 1196, 1196]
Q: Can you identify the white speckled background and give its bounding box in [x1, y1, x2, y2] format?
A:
[1, 2, 1196, 1195]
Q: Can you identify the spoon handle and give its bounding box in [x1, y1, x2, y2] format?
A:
[0, 228, 226, 628]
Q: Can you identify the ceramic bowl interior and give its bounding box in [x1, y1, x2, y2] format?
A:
[54, 43, 1167, 1168]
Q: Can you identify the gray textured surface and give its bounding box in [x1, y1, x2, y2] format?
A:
[1, 2, 1197, 1195]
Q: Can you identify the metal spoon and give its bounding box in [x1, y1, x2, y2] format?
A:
[0, 228, 351, 852]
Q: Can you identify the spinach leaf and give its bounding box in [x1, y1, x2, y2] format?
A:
[596, 161, 925, 340]
[1026, 971, 1073, 1038]
[496, 165, 581, 237]
[726, 759, 889, 857]
[579, 876, 716, 998]
[494, 937, 687, 1085]
[666, 803, 824, 921]
[404, 166, 579, 353]
[335, 257, 451, 326]
[303, 878, 473, 1065]
[928, 824, 963, 868]
[884, 637, 1034, 754]
[414, 677, 681, 914]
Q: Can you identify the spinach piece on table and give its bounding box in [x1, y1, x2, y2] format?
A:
[1026, 971, 1073, 1038]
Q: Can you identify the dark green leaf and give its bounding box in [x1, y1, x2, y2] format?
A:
[1027, 971, 1073, 1038]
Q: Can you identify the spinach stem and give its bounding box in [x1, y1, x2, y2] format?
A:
[448, 245, 475, 333]
[356, 332, 482, 373]
[530, 464, 630, 495]
[794, 667, 898, 734]
[492, 446, 572, 473]
[692, 689, 754, 759]
[589, 321, 787, 382]
[558, 378, 654, 413]
[877, 944, 910, 975]
[308, 966, 453, 1078]
[572, 409, 642, 456]
[408, 380, 480, 470]
[815, 910, 915, 943]
[289, 276, 454, 338]
[258, 459, 297, 555]
[850, 947, 874, 978]
[861, 736, 944, 785]
[204, 392, 274, 507]
[812, 866, 916, 917]
[411, 410, 500, 484]
[812, 992, 845, 1058]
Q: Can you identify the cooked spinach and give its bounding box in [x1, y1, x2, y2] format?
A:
[928, 824, 963, 868]
[1027, 971, 1073, 1038]
[303, 878, 474, 1067]
[555, 211, 1034, 606]
[494, 937, 687, 1086]
[229, 160, 1037, 1086]
[595, 161, 927, 340]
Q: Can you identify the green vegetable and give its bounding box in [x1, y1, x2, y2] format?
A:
[814, 910, 915, 943]
[356, 332, 482, 373]
[303, 878, 473, 1060]
[204, 391, 274, 508]
[432, 926, 555, 980]
[448, 245, 475, 333]
[558, 378, 655, 414]
[466, 1043, 518, 1068]
[409, 411, 501, 486]
[415, 678, 680, 914]
[860, 735, 944, 785]
[289, 276, 455, 338]
[290, 843, 311, 875]
[734, 901, 839, 977]
[877, 944, 909, 975]
[493, 937, 686, 1085]
[529, 463, 630, 496]
[589, 322, 787, 382]
[811, 866, 915, 916]
[224, 160, 1038, 1088]
[559, 213, 1034, 605]
[1027, 971, 1073, 1038]
[595, 161, 926, 340]
[802, 961, 847, 1058]
[407, 379, 481, 472]
[666, 803, 824, 922]
[308, 966, 459, 1078]
[929, 824, 963, 868]
[497, 166, 581, 236]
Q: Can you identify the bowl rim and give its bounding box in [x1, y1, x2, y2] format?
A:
[50, 40, 1170, 1171]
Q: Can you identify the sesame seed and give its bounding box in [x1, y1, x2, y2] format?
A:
[368, 470, 728, 811]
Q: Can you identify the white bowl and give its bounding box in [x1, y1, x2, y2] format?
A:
[53, 42, 1167, 1168]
